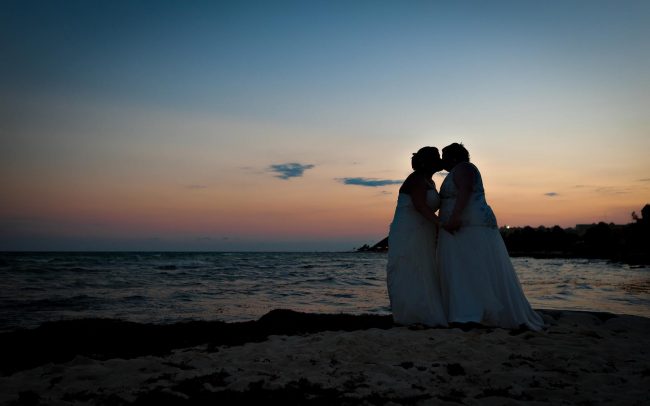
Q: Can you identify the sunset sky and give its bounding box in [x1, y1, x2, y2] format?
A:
[2, 1, 649, 251]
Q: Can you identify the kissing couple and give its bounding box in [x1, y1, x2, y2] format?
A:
[386, 143, 544, 331]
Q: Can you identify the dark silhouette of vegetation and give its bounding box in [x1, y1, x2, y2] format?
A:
[502, 204, 649, 264]
[359, 204, 650, 264]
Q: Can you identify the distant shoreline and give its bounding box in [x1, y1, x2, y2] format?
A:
[357, 218, 650, 265]
[355, 245, 650, 265]
[507, 251, 650, 264]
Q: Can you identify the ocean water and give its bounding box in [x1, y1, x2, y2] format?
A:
[0, 252, 648, 332]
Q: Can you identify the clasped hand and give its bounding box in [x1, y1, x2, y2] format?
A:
[442, 217, 461, 234]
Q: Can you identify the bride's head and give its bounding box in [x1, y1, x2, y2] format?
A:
[442, 143, 470, 170]
[411, 146, 442, 174]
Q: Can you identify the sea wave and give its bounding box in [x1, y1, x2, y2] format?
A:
[0, 252, 648, 332]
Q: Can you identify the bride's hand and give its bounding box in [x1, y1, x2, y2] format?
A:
[443, 217, 461, 234]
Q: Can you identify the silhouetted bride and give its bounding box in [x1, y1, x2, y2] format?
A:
[438, 143, 544, 330]
[386, 147, 447, 327]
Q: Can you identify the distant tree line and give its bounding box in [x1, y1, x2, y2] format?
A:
[358, 204, 650, 264]
[502, 204, 649, 264]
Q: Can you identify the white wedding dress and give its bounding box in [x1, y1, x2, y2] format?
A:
[386, 186, 448, 327]
[438, 163, 545, 331]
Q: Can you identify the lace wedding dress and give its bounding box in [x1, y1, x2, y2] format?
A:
[438, 163, 544, 331]
[386, 186, 448, 327]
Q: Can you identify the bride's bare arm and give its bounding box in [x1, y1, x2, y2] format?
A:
[409, 177, 440, 224]
[444, 163, 474, 233]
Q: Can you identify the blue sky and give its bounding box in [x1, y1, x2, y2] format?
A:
[1, 1, 649, 250]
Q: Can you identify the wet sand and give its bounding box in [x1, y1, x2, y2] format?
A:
[1, 309, 648, 405]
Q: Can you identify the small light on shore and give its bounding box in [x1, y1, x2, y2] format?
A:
[506, 225, 510, 229]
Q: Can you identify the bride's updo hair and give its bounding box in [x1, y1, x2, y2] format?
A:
[442, 143, 470, 162]
[411, 146, 440, 171]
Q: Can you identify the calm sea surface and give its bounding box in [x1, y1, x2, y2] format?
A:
[1, 252, 648, 332]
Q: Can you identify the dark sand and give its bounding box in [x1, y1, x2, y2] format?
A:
[1, 309, 648, 405]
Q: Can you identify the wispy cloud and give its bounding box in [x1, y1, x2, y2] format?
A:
[544, 192, 559, 197]
[338, 177, 402, 187]
[185, 184, 207, 189]
[268, 163, 315, 179]
[639, 178, 650, 182]
[574, 184, 637, 195]
[595, 186, 631, 195]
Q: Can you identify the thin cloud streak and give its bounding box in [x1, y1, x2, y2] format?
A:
[268, 163, 315, 180]
[338, 177, 402, 187]
[595, 187, 632, 195]
[544, 192, 559, 197]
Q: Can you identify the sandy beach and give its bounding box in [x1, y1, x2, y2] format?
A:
[1, 309, 648, 405]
